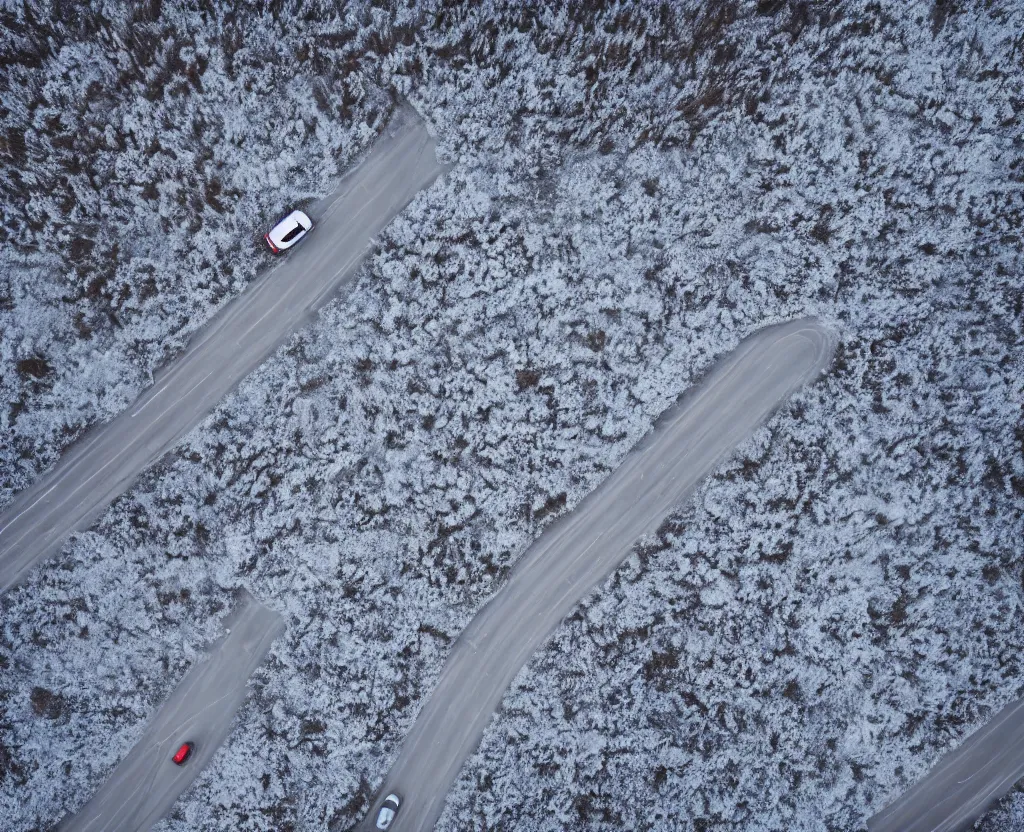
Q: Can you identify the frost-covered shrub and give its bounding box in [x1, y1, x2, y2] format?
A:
[0, 0, 416, 508]
[1, 2, 1023, 832]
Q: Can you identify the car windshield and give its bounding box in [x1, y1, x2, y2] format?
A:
[281, 223, 305, 243]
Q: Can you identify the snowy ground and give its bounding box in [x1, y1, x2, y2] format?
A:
[1, 2, 1022, 831]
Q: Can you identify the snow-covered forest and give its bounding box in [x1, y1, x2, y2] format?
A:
[1, 1, 1022, 831]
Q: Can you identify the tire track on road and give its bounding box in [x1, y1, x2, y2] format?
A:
[350, 318, 837, 832]
[56, 589, 284, 832]
[0, 106, 446, 594]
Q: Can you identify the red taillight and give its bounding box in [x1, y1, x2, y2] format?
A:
[264, 233, 279, 253]
[172, 742, 193, 764]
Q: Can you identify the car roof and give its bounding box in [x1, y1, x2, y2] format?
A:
[282, 209, 311, 228]
[267, 210, 313, 248]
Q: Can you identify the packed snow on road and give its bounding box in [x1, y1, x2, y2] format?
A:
[1, 3, 1021, 832]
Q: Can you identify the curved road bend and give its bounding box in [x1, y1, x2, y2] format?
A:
[56, 589, 284, 832]
[351, 318, 837, 832]
[0, 106, 446, 594]
[868, 697, 1024, 832]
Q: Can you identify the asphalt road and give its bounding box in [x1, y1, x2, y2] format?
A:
[56, 589, 284, 832]
[0, 105, 445, 595]
[349, 319, 837, 832]
[868, 697, 1024, 832]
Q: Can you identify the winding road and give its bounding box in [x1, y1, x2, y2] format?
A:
[0, 106, 445, 594]
[56, 589, 284, 832]
[349, 318, 837, 832]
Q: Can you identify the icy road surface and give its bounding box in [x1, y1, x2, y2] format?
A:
[56, 589, 284, 832]
[869, 697, 1024, 832]
[0, 106, 445, 595]
[350, 318, 837, 832]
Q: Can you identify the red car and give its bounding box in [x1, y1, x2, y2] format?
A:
[172, 742, 195, 765]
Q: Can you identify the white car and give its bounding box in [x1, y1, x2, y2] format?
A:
[264, 209, 313, 253]
[375, 793, 401, 830]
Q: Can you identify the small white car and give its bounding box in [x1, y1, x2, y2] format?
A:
[375, 793, 401, 830]
[264, 209, 313, 253]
